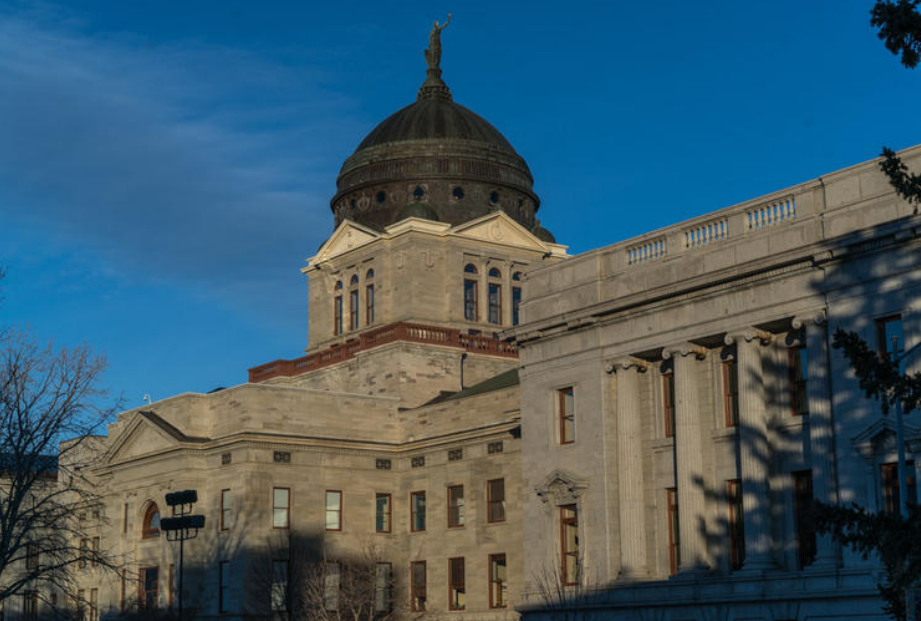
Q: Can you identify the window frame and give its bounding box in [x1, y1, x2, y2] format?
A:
[333, 295, 343, 336]
[447, 485, 465, 528]
[464, 279, 478, 322]
[793, 470, 817, 570]
[22, 591, 38, 621]
[789, 345, 809, 416]
[487, 282, 502, 325]
[722, 359, 739, 427]
[666, 488, 679, 576]
[326, 490, 343, 532]
[272, 487, 290, 530]
[139, 566, 159, 610]
[881, 460, 917, 514]
[411, 491, 426, 532]
[727, 479, 744, 571]
[447, 557, 466, 611]
[220, 489, 230, 531]
[662, 373, 676, 438]
[270, 560, 288, 612]
[374, 562, 393, 612]
[876, 314, 904, 357]
[375, 493, 392, 533]
[512, 286, 522, 326]
[142, 503, 160, 539]
[487, 478, 506, 523]
[488, 553, 507, 609]
[219, 560, 230, 613]
[410, 561, 426, 612]
[349, 288, 359, 331]
[558, 387, 575, 445]
[366, 283, 375, 324]
[560, 504, 579, 586]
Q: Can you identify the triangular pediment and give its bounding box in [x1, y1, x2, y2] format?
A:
[451, 212, 550, 252]
[310, 220, 382, 265]
[105, 415, 181, 464]
[533, 468, 588, 505]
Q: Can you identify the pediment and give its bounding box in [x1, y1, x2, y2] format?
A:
[852, 417, 921, 461]
[534, 469, 588, 505]
[451, 212, 550, 252]
[105, 415, 180, 464]
[310, 220, 381, 264]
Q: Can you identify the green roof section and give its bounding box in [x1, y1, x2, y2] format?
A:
[420, 368, 519, 407]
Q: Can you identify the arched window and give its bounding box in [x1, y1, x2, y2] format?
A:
[512, 272, 522, 281]
[366, 268, 375, 280]
[413, 186, 425, 200]
[334, 282, 343, 335]
[335, 281, 343, 290]
[452, 187, 465, 200]
[489, 191, 500, 205]
[488, 268, 501, 279]
[349, 275, 359, 330]
[142, 503, 160, 539]
[464, 264, 478, 274]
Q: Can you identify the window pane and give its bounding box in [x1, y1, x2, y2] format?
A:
[412, 492, 426, 531]
[376, 494, 390, 532]
[271, 561, 287, 611]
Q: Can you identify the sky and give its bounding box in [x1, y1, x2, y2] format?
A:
[0, 0, 919, 410]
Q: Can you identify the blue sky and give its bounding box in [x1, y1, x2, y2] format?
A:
[1, 0, 919, 409]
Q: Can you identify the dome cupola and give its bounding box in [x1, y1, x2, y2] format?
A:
[331, 18, 547, 237]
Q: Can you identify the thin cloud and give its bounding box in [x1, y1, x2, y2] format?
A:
[0, 11, 361, 322]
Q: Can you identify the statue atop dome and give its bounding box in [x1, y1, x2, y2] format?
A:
[425, 14, 451, 71]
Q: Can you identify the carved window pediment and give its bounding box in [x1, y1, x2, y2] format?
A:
[533, 469, 588, 505]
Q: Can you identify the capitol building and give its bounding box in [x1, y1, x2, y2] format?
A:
[12, 23, 921, 621]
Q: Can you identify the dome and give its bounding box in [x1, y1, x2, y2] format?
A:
[330, 55, 550, 239]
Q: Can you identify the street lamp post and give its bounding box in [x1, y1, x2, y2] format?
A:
[161, 490, 205, 621]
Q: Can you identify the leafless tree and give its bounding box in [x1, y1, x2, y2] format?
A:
[245, 531, 401, 621]
[531, 554, 597, 621]
[0, 328, 121, 606]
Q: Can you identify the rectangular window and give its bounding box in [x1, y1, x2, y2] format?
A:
[77, 590, 85, 621]
[221, 489, 230, 531]
[411, 491, 426, 532]
[512, 287, 522, 326]
[366, 284, 375, 324]
[219, 561, 230, 613]
[120, 574, 126, 612]
[488, 283, 501, 324]
[464, 280, 478, 321]
[168, 564, 174, 609]
[881, 461, 917, 514]
[793, 470, 817, 569]
[666, 488, 680, 576]
[727, 480, 745, 571]
[123, 503, 129, 534]
[559, 387, 575, 444]
[489, 554, 507, 608]
[487, 479, 506, 523]
[324, 563, 340, 611]
[876, 314, 904, 357]
[560, 504, 579, 585]
[374, 563, 392, 612]
[270, 561, 287, 612]
[410, 561, 426, 612]
[140, 567, 158, 610]
[91, 537, 99, 567]
[663, 374, 676, 438]
[447, 485, 465, 528]
[326, 490, 342, 531]
[89, 588, 98, 621]
[789, 345, 809, 416]
[375, 493, 392, 533]
[79, 539, 88, 569]
[722, 360, 739, 427]
[350, 289, 359, 330]
[334, 296, 343, 335]
[272, 488, 290, 529]
[25, 542, 38, 570]
[22, 592, 37, 621]
[448, 557, 466, 611]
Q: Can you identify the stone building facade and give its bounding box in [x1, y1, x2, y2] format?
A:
[6, 31, 921, 621]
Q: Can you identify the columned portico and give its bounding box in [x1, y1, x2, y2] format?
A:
[726, 329, 776, 571]
[793, 312, 840, 569]
[607, 357, 649, 578]
[663, 345, 709, 573]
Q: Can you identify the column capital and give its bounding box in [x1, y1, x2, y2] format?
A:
[792, 310, 827, 330]
[662, 344, 707, 361]
[604, 357, 651, 374]
[724, 328, 772, 347]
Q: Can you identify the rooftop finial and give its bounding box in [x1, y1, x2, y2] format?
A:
[418, 14, 453, 102]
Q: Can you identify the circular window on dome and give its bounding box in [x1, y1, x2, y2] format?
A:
[413, 186, 425, 200]
[350, 199, 357, 210]
[376, 191, 386, 204]
[452, 187, 465, 200]
[489, 191, 500, 205]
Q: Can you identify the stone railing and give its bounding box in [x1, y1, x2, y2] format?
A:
[683, 217, 728, 249]
[249, 321, 518, 383]
[746, 196, 795, 230]
[626, 236, 667, 265]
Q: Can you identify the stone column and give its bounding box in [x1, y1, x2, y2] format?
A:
[794, 312, 840, 569]
[727, 329, 776, 571]
[607, 358, 649, 578]
[664, 345, 709, 573]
